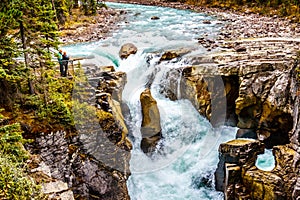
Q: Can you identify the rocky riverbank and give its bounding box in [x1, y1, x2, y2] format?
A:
[119, 0, 299, 38]
[59, 6, 126, 44]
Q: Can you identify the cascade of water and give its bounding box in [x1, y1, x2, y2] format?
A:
[119, 51, 237, 199]
[63, 2, 245, 199]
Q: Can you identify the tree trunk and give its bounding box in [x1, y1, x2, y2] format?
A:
[51, 0, 59, 27]
[20, 21, 35, 95]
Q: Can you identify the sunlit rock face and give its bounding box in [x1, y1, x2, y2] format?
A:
[164, 60, 294, 147]
[214, 139, 265, 192]
[140, 88, 162, 154]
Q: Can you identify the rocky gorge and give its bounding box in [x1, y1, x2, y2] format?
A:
[25, 0, 300, 199]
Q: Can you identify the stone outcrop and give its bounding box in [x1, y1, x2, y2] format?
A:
[140, 88, 162, 154]
[203, 39, 300, 199]
[119, 43, 138, 59]
[215, 139, 264, 198]
[161, 38, 299, 147]
[215, 138, 300, 200]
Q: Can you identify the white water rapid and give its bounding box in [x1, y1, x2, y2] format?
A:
[62, 2, 256, 199]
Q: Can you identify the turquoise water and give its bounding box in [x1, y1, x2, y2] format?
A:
[63, 2, 222, 66]
[256, 149, 275, 171]
[62, 2, 277, 199]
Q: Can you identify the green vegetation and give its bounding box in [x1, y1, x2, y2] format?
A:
[0, 112, 44, 199]
[178, 0, 300, 22]
[0, 0, 103, 198]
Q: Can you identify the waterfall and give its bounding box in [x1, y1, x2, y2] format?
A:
[63, 2, 240, 199]
[119, 52, 237, 199]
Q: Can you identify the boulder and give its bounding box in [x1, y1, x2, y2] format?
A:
[119, 43, 137, 59]
[140, 88, 162, 153]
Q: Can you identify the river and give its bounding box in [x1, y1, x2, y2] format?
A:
[63, 2, 273, 199]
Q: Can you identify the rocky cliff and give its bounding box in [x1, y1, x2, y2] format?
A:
[27, 65, 132, 199]
[161, 38, 300, 199]
[145, 3, 300, 197]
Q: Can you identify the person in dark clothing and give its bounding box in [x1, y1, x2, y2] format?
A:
[57, 50, 64, 76]
[62, 51, 70, 77]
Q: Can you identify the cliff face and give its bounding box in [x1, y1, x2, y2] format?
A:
[160, 38, 300, 199]
[181, 58, 296, 148]
[28, 65, 132, 199]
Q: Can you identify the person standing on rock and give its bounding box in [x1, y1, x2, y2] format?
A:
[57, 49, 64, 76]
[62, 51, 70, 77]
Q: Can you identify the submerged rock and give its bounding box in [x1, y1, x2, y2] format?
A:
[151, 16, 160, 20]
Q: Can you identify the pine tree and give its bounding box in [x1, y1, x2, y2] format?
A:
[18, 0, 60, 103]
[0, 0, 25, 107]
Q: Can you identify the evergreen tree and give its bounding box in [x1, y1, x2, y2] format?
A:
[54, 0, 69, 25]
[17, 0, 60, 105]
[0, 0, 25, 107]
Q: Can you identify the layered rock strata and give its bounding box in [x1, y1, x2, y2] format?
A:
[162, 38, 299, 147]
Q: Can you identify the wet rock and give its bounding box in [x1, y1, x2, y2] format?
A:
[160, 51, 179, 61]
[151, 16, 160, 20]
[140, 88, 162, 153]
[215, 139, 264, 192]
[192, 172, 214, 189]
[159, 68, 183, 101]
[119, 43, 138, 59]
[202, 20, 211, 24]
